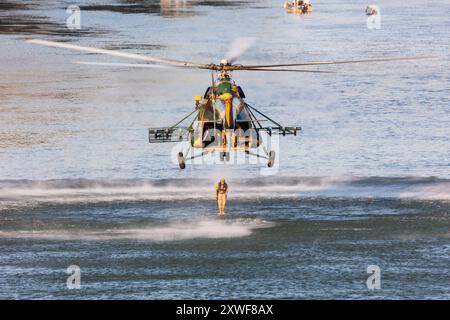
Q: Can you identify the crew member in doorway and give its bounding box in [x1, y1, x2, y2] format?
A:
[216, 178, 228, 216]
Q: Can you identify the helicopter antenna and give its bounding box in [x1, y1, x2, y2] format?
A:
[211, 69, 215, 93]
[211, 70, 216, 132]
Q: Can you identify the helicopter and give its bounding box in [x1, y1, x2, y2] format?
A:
[147, 64, 302, 169]
[26, 38, 430, 169]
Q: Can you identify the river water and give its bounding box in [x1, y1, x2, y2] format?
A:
[0, 0, 449, 299]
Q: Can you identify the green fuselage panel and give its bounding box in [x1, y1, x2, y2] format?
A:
[217, 81, 232, 95]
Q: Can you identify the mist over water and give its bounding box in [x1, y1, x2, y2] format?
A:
[0, 217, 272, 241]
[1, 176, 450, 208]
[0, 0, 449, 299]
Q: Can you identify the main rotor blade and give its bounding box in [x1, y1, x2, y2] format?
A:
[225, 37, 256, 64]
[240, 55, 435, 68]
[232, 68, 336, 73]
[27, 39, 210, 69]
[74, 61, 174, 69]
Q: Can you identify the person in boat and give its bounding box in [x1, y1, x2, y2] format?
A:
[216, 178, 228, 216]
[284, 0, 312, 13]
[300, 0, 312, 12]
[366, 5, 378, 16]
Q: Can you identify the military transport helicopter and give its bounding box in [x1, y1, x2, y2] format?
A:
[26, 39, 430, 169]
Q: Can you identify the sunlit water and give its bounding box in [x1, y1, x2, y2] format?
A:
[0, 0, 449, 299]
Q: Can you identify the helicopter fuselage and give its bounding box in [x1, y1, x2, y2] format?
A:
[190, 75, 261, 151]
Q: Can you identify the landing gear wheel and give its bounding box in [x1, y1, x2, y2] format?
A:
[178, 152, 186, 169]
[220, 152, 229, 162]
[268, 151, 276, 167]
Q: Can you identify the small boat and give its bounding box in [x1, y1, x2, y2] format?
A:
[284, 0, 313, 14]
[365, 5, 379, 16]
